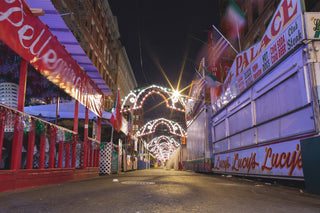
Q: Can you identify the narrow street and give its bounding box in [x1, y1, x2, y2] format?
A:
[0, 168, 319, 213]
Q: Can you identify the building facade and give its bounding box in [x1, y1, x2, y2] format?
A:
[218, 0, 320, 50]
[52, 0, 137, 111]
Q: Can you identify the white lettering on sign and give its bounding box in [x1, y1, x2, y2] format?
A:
[0, 0, 103, 116]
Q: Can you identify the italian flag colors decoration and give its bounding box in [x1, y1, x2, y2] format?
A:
[110, 89, 122, 132]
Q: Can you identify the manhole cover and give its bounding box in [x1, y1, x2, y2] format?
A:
[121, 181, 156, 185]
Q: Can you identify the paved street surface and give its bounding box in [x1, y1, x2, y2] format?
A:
[0, 168, 320, 213]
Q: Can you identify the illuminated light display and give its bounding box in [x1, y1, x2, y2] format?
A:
[135, 118, 187, 138]
[121, 85, 186, 113]
[144, 136, 180, 161]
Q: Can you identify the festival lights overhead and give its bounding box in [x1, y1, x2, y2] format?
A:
[135, 118, 187, 138]
[121, 85, 186, 113]
[144, 135, 180, 161]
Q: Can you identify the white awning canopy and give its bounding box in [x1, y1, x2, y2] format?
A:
[25, 0, 112, 96]
[24, 101, 112, 120]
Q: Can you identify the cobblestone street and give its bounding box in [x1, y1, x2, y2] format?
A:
[0, 168, 320, 213]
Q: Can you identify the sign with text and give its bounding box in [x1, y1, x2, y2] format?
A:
[213, 139, 303, 178]
[305, 12, 320, 39]
[0, 0, 103, 116]
[214, 0, 305, 111]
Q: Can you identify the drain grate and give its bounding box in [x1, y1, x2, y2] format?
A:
[120, 181, 156, 185]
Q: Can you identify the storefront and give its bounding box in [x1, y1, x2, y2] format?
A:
[0, 0, 111, 192]
[211, 0, 320, 180]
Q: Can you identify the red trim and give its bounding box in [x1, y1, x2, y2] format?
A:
[0, 168, 99, 193]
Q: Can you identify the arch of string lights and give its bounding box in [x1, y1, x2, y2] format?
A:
[144, 136, 179, 161]
[146, 135, 180, 150]
[121, 85, 186, 113]
[135, 118, 187, 138]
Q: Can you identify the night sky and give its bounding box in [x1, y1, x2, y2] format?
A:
[109, 0, 220, 121]
[109, 0, 220, 91]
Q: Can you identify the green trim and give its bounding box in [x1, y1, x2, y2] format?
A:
[186, 158, 211, 164]
[228, 0, 245, 18]
[300, 0, 306, 13]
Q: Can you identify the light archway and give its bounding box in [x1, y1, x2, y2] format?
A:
[135, 118, 186, 138]
[144, 136, 180, 161]
[121, 85, 186, 113]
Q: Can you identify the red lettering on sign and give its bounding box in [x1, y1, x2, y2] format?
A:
[261, 144, 302, 176]
[232, 152, 259, 173]
[271, 10, 282, 37]
[281, 0, 298, 28]
[214, 156, 231, 172]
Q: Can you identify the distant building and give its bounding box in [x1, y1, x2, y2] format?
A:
[117, 46, 138, 99]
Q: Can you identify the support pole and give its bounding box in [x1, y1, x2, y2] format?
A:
[71, 136, 77, 168]
[58, 140, 63, 168]
[97, 117, 101, 142]
[0, 110, 5, 167]
[39, 133, 46, 169]
[65, 142, 70, 168]
[73, 100, 79, 133]
[11, 59, 28, 170]
[72, 101, 79, 168]
[82, 107, 89, 169]
[49, 127, 56, 168]
[26, 119, 35, 169]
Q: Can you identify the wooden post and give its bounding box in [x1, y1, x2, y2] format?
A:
[65, 142, 70, 168]
[71, 136, 77, 168]
[82, 107, 89, 169]
[72, 101, 79, 168]
[58, 140, 63, 168]
[26, 119, 35, 169]
[73, 101, 79, 133]
[39, 133, 46, 169]
[89, 141, 93, 167]
[49, 127, 56, 168]
[0, 110, 5, 167]
[97, 117, 101, 142]
[11, 59, 28, 170]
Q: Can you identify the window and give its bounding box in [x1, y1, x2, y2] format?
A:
[91, 21, 95, 37]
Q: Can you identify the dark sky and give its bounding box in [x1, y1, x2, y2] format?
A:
[109, 0, 220, 92]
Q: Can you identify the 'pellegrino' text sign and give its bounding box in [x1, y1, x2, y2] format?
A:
[0, 0, 103, 116]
